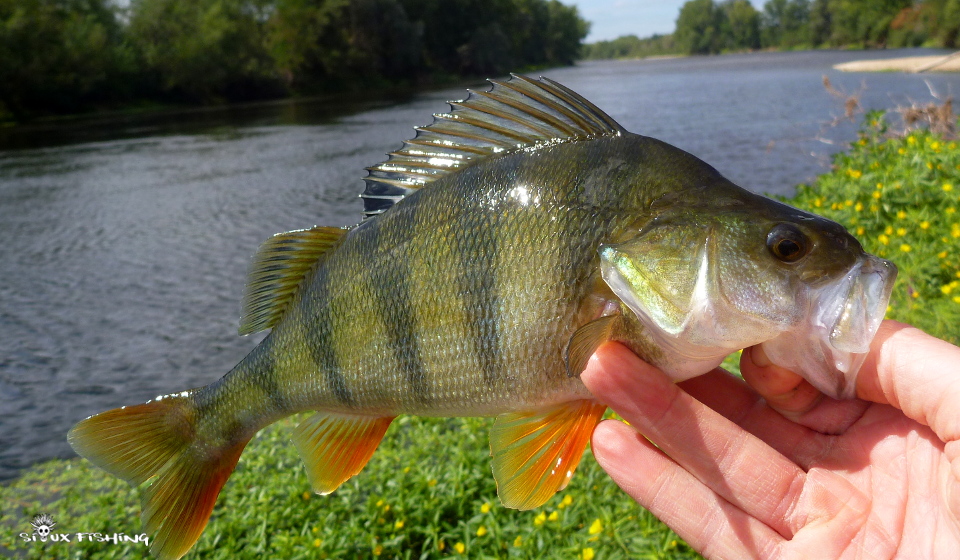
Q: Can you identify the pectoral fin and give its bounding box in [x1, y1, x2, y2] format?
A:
[292, 412, 395, 495]
[565, 313, 621, 377]
[490, 400, 606, 510]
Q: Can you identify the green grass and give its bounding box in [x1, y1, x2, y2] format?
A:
[1, 415, 695, 560]
[3, 110, 960, 559]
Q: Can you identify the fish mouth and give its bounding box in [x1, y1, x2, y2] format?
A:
[760, 254, 897, 399]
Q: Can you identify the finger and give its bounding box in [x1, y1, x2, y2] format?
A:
[740, 346, 870, 435]
[678, 369, 832, 469]
[582, 343, 807, 538]
[590, 419, 782, 559]
[856, 320, 960, 443]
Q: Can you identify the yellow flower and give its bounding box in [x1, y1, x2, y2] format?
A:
[932, 141, 941, 150]
[845, 199, 854, 206]
[912, 290, 920, 299]
[454, 542, 465, 554]
[438, 540, 445, 551]
[885, 226, 893, 235]
[872, 191, 881, 199]
[427, 479, 437, 487]
[945, 183, 955, 192]
[403, 466, 411, 473]
[814, 197, 822, 207]
[878, 234, 889, 245]
[513, 536, 523, 547]
[480, 502, 491, 513]
[921, 221, 930, 229]
[548, 511, 559, 521]
[534, 512, 547, 526]
[900, 244, 911, 252]
[940, 251, 948, 259]
[376, 499, 384, 507]
[561, 495, 573, 508]
[898, 147, 906, 155]
[927, 161, 934, 169]
[476, 525, 487, 537]
[954, 296, 960, 304]
[394, 520, 405, 530]
[847, 169, 862, 179]
[589, 519, 603, 535]
[302, 491, 311, 501]
[897, 228, 907, 236]
[943, 285, 954, 295]
[314, 539, 322, 548]
[856, 227, 865, 235]
[374, 544, 383, 556]
[876, 182, 883, 189]
[896, 211, 906, 219]
[908, 135, 916, 144]
[948, 207, 956, 214]
[854, 202, 863, 212]
[383, 504, 391, 512]
[582, 548, 596, 560]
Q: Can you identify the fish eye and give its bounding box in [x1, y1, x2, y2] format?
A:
[767, 224, 809, 263]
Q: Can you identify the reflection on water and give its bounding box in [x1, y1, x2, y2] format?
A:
[2, 49, 960, 480]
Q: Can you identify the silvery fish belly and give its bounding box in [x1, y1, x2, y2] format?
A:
[67, 75, 897, 560]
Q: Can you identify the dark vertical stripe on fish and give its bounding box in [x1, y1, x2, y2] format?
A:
[367, 211, 432, 406]
[454, 190, 502, 385]
[244, 346, 287, 411]
[305, 270, 357, 407]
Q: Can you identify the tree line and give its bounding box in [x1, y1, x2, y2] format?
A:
[0, 0, 588, 122]
[585, 0, 960, 59]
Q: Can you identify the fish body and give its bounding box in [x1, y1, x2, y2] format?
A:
[68, 76, 896, 560]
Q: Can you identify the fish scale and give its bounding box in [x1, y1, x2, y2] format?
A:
[67, 75, 896, 560]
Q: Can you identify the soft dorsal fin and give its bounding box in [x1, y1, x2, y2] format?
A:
[360, 74, 625, 218]
[239, 226, 349, 335]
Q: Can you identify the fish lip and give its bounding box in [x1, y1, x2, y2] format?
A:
[761, 254, 897, 400]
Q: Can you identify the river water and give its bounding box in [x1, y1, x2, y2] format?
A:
[2, 49, 960, 480]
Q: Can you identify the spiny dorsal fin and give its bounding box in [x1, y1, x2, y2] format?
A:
[360, 74, 625, 218]
[239, 226, 349, 335]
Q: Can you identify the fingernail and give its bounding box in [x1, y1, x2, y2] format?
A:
[751, 345, 771, 368]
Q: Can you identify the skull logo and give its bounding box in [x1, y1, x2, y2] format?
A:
[30, 514, 56, 542]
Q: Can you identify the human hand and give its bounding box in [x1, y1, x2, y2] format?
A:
[581, 320, 960, 559]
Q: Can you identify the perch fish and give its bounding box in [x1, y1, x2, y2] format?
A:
[69, 75, 896, 559]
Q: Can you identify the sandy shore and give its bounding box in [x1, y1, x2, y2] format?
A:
[834, 53, 960, 73]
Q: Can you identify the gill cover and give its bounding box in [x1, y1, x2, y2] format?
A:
[598, 221, 783, 381]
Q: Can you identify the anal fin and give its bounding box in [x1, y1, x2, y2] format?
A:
[292, 412, 395, 494]
[490, 400, 607, 510]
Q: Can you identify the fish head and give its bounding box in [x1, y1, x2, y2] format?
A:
[599, 190, 896, 399]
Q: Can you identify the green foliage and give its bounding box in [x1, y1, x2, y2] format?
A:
[128, 0, 279, 102]
[581, 34, 678, 60]
[0, 0, 590, 121]
[0, 0, 135, 119]
[789, 111, 960, 343]
[674, 0, 728, 55]
[588, 0, 958, 59]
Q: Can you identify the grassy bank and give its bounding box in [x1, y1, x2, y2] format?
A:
[2, 111, 959, 559]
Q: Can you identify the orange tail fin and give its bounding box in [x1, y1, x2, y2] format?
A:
[68, 392, 248, 560]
